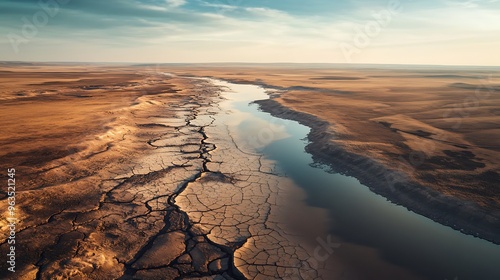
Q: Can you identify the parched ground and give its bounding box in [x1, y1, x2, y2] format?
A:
[0, 65, 349, 279]
[1, 64, 498, 279]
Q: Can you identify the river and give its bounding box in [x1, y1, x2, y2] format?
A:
[214, 79, 500, 280]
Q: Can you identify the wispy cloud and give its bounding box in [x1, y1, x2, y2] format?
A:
[198, 1, 238, 12]
[0, 0, 499, 65]
[244, 7, 290, 18]
[165, 0, 187, 8]
[446, 0, 499, 8]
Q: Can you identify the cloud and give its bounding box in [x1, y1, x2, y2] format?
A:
[0, 0, 499, 65]
[244, 7, 289, 18]
[446, 0, 499, 8]
[165, 0, 187, 8]
[198, 1, 238, 13]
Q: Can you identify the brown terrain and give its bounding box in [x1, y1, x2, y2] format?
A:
[0, 64, 351, 279]
[0, 64, 248, 279]
[168, 65, 500, 244]
[0, 63, 499, 280]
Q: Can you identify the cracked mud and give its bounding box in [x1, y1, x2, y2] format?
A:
[0, 68, 328, 279]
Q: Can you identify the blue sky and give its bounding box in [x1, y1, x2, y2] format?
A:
[0, 0, 499, 65]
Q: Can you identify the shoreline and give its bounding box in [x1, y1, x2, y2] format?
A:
[253, 97, 500, 246]
[175, 73, 500, 245]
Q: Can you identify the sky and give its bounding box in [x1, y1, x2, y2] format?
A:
[0, 0, 499, 65]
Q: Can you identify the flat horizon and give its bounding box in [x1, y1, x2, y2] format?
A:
[2, 60, 500, 69]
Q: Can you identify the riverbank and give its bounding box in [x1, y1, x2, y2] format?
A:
[166, 65, 500, 246]
[255, 98, 500, 245]
[204, 76, 500, 280]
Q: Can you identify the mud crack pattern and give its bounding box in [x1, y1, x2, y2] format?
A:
[0, 75, 322, 280]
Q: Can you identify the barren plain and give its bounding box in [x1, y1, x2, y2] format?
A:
[0, 64, 347, 279]
[0, 63, 499, 280]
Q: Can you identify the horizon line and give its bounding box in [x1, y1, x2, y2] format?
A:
[1, 60, 499, 68]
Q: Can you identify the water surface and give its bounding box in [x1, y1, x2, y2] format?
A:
[215, 79, 500, 280]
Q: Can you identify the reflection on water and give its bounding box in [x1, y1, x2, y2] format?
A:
[215, 79, 500, 280]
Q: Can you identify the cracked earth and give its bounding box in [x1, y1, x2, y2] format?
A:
[0, 70, 331, 279]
